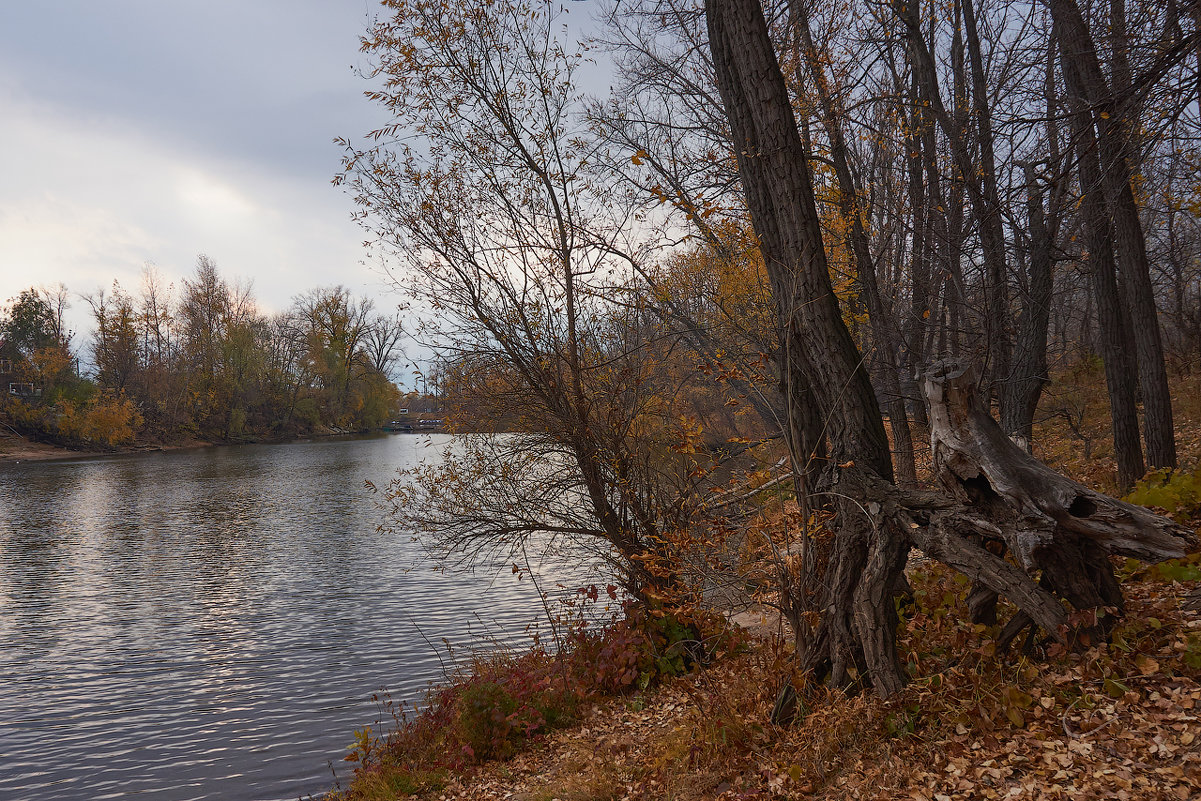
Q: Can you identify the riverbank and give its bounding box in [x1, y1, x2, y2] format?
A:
[0, 427, 213, 463]
[330, 560, 1201, 801]
[0, 430, 91, 461]
[329, 369, 1201, 800]
[0, 426, 411, 464]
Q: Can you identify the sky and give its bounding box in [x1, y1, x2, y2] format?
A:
[0, 1, 403, 346]
[0, 1, 611, 383]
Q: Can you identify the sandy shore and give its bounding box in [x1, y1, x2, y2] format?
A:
[0, 433, 87, 462]
[0, 427, 385, 464]
[0, 430, 217, 464]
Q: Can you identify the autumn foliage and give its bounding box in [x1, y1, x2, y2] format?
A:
[327, 598, 723, 799]
[1, 260, 404, 450]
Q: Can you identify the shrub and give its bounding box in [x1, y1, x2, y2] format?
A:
[2, 390, 142, 447]
[455, 680, 518, 760]
[79, 392, 142, 446]
[330, 602, 719, 799]
[1126, 465, 1201, 522]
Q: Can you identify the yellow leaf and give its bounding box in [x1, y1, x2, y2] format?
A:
[1005, 686, 1033, 709]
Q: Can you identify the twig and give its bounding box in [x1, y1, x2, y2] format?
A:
[1061, 694, 1119, 740]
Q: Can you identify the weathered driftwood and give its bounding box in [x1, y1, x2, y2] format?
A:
[917, 361, 1196, 648]
[764, 360, 1195, 697]
[925, 361, 1191, 563]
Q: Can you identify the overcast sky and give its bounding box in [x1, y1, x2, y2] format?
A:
[0, 1, 611, 381]
[0, 1, 411, 344]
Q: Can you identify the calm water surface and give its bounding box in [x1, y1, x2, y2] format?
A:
[0, 434, 597, 801]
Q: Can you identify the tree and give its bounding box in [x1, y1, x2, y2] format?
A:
[1049, 0, 1184, 472]
[707, 0, 905, 691]
[363, 311, 405, 379]
[705, 0, 1195, 696]
[1058, 31, 1147, 491]
[85, 283, 141, 393]
[342, 0, 723, 598]
[0, 287, 75, 396]
[2, 288, 65, 361]
[292, 286, 374, 427]
[791, 0, 917, 486]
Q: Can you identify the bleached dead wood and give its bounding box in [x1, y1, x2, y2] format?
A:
[917, 360, 1196, 647]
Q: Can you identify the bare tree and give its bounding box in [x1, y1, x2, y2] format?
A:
[342, 0, 718, 597]
[705, 0, 1194, 697]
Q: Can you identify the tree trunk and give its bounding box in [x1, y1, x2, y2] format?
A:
[921, 361, 1193, 647]
[905, 67, 931, 385]
[791, 0, 917, 488]
[1058, 26, 1146, 492]
[896, 0, 1011, 393]
[945, 2, 969, 361]
[959, 0, 1012, 404]
[707, 0, 906, 695]
[1048, 0, 1177, 470]
[999, 164, 1052, 451]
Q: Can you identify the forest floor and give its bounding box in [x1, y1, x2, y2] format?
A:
[399, 568, 1200, 801]
[333, 559, 1201, 801]
[1030, 363, 1201, 494]
[331, 366, 1201, 801]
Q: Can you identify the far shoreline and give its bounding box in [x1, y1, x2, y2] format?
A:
[0, 427, 429, 465]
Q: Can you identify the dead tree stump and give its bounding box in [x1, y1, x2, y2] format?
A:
[780, 361, 1194, 697]
[916, 361, 1196, 650]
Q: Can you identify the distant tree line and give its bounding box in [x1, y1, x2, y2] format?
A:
[0, 256, 404, 448]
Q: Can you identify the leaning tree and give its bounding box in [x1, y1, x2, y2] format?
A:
[705, 0, 1196, 697]
[342, 0, 737, 602]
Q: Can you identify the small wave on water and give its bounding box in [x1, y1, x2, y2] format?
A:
[0, 434, 606, 801]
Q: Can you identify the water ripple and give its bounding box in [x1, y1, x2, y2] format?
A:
[0, 434, 604, 801]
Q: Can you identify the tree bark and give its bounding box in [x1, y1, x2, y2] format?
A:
[707, 0, 906, 694]
[999, 164, 1052, 451]
[1048, 0, 1177, 470]
[1058, 25, 1146, 492]
[959, 0, 1012, 403]
[922, 361, 1194, 644]
[791, 0, 917, 488]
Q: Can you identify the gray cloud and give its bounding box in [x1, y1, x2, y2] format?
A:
[0, 1, 388, 175]
[0, 0, 609, 375]
[0, 1, 395, 334]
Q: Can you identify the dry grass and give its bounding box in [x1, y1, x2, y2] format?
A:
[406, 563, 1200, 801]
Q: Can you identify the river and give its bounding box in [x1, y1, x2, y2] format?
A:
[0, 433, 602, 801]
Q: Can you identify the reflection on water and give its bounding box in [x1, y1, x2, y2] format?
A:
[0, 434, 598, 801]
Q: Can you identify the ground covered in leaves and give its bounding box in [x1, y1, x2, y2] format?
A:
[330, 369, 1201, 800]
[331, 557, 1201, 801]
